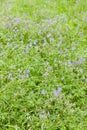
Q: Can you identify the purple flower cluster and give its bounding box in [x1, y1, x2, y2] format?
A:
[18, 69, 30, 79]
[41, 89, 46, 95]
[41, 87, 62, 97]
[53, 87, 62, 97]
[67, 57, 85, 66]
[39, 110, 50, 118]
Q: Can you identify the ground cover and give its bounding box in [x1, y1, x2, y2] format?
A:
[0, 0, 87, 129]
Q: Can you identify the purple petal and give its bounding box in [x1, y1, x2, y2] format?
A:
[41, 89, 46, 95]
[58, 87, 62, 92]
[54, 90, 58, 97]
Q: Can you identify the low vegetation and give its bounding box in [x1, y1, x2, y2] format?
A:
[0, 0, 87, 129]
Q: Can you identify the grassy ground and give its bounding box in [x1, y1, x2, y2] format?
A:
[0, 0, 87, 129]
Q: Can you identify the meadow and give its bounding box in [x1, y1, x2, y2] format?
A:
[0, 0, 87, 129]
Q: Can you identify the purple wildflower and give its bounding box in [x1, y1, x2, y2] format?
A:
[39, 114, 43, 118]
[53, 89, 59, 97]
[42, 27, 46, 31]
[58, 49, 62, 54]
[53, 87, 62, 97]
[79, 68, 83, 73]
[72, 46, 76, 51]
[47, 33, 51, 38]
[41, 89, 46, 95]
[21, 75, 25, 79]
[58, 87, 62, 92]
[79, 57, 85, 63]
[8, 73, 12, 79]
[67, 61, 72, 65]
[26, 74, 29, 78]
[59, 95, 63, 99]
[44, 72, 49, 76]
[73, 61, 78, 65]
[79, 32, 83, 37]
[34, 41, 37, 45]
[39, 110, 46, 118]
[7, 43, 12, 47]
[83, 17, 87, 21]
[27, 70, 30, 73]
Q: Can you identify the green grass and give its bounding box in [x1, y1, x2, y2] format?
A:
[0, 0, 87, 129]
